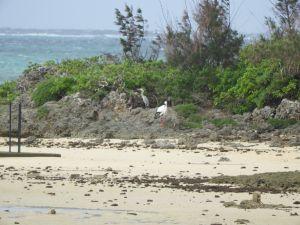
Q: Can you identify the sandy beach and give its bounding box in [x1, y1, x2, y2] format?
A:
[0, 138, 300, 225]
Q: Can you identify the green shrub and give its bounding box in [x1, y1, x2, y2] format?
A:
[175, 104, 198, 118]
[211, 118, 237, 128]
[183, 114, 204, 129]
[267, 118, 298, 129]
[0, 81, 18, 104]
[241, 35, 300, 77]
[37, 106, 49, 119]
[213, 34, 300, 114]
[214, 58, 299, 114]
[175, 104, 205, 129]
[32, 76, 76, 106]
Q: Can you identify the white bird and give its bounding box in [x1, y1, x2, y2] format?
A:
[138, 88, 150, 108]
[154, 101, 168, 127]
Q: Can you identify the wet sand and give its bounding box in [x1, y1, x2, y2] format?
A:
[0, 138, 300, 225]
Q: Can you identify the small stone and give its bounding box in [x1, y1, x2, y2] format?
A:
[252, 192, 261, 204]
[218, 157, 230, 162]
[235, 219, 250, 224]
[49, 209, 56, 215]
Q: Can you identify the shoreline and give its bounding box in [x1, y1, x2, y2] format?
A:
[0, 139, 300, 224]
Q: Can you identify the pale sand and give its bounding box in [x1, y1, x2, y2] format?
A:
[0, 138, 300, 225]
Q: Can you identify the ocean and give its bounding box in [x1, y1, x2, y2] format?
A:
[0, 28, 125, 84]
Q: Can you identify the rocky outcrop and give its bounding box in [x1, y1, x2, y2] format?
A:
[252, 106, 275, 121]
[16, 66, 57, 93]
[275, 99, 300, 120]
[0, 91, 181, 139]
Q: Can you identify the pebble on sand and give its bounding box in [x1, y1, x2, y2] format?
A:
[49, 209, 56, 215]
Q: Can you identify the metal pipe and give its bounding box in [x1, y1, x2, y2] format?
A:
[17, 102, 21, 153]
[9, 102, 12, 152]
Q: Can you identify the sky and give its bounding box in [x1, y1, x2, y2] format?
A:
[0, 0, 273, 34]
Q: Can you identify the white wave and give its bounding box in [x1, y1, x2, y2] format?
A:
[104, 34, 122, 39]
[0, 33, 100, 38]
[0, 32, 156, 40]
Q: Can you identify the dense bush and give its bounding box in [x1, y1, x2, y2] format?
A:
[0, 81, 18, 104]
[241, 35, 300, 77]
[218, 35, 299, 114]
[175, 104, 198, 118]
[30, 58, 217, 106]
[32, 76, 76, 106]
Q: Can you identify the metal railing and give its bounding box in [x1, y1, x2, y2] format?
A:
[8, 102, 22, 153]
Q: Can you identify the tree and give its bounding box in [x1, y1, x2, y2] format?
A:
[115, 5, 146, 62]
[160, 0, 243, 68]
[266, 0, 300, 37]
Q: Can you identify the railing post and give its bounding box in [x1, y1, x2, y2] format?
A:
[18, 102, 21, 153]
[9, 102, 12, 152]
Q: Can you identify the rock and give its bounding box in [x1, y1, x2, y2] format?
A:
[17, 65, 55, 94]
[288, 136, 300, 147]
[239, 200, 261, 209]
[275, 99, 300, 120]
[70, 174, 81, 180]
[252, 192, 261, 204]
[49, 209, 56, 214]
[27, 171, 41, 179]
[86, 110, 99, 121]
[110, 203, 118, 207]
[244, 131, 259, 141]
[270, 137, 284, 147]
[151, 139, 177, 149]
[252, 106, 275, 121]
[25, 136, 38, 145]
[217, 126, 232, 136]
[223, 201, 237, 208]
[218, 157, 230, 162]
[234, 219, 250, 224]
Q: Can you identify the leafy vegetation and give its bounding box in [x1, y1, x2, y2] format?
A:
[37, 106, 50, 119]
[211, 118, 237, 128]
[175, 104, 198, 118]
[175, 104, 204, 128]
[267, 118, 298, 129]
[115, 4, 159, 62]
[0, 81, 18, 104]
[32, 76, 76, 106]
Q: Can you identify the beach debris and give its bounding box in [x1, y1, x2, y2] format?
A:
[49, 209, 56, 215]
[234, 219, 250, 224]
[252, 192, 261, 204]
[69, 174, 81, 180]
[218, 157, 230, 162]
[224, 192, 290, 210]
[111, 203, 118, 207]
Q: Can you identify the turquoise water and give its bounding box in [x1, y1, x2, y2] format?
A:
[0, 29, 123, 83]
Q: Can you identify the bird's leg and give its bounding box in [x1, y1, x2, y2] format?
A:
[160, 118, 164, 128]
[161, 117, 166, 128]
